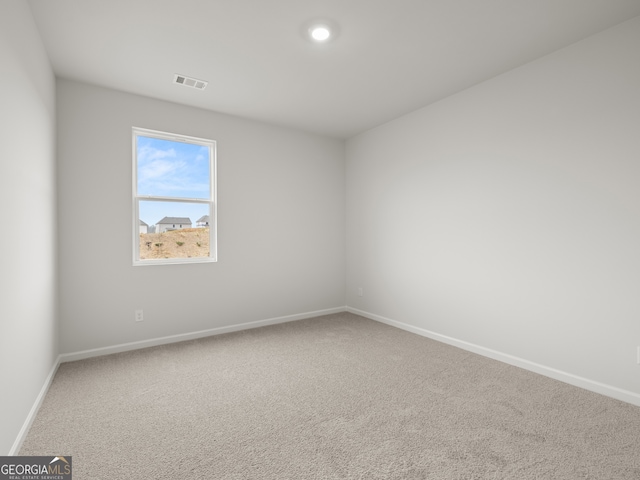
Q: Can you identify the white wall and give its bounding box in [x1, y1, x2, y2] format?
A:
[57, 80, 345, 354]
[346, 17, 640, 400]
[0, 0, 58, 455]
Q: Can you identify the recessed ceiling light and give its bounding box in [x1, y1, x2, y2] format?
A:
[303, 18, 339, 44]
[310, 25, 331, 42]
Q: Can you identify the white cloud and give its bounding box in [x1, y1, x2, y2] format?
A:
[137, 138, 210, 198]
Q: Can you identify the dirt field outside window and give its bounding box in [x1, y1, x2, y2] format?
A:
[139, 228, 210, 259]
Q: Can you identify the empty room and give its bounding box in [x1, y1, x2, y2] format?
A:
[2, 0, 640, 478]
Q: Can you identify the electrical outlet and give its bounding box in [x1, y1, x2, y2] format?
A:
[637, 346, 640, 365]
[135, 309, 144, 322]
[357, 287, 363, 297]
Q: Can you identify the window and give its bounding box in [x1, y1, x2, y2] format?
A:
[132, 127, 216, 265]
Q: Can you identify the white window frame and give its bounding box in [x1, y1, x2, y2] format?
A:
[132, 127, 217, 266]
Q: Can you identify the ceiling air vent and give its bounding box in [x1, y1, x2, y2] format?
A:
[173, 74, 208, 90]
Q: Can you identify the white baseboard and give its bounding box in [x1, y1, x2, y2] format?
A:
[347, 307, 640, 408]
[60, 306, 347, 363]
[9, 355, 62, 455]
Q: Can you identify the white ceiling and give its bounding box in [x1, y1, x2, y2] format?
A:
[26, 0, 640, 138]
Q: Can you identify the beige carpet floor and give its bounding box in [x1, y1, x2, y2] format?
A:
[20, 312, 640, 479]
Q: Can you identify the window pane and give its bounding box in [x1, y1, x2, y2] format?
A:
[138, 200, 211, 260]
[136, 135, 210, 199]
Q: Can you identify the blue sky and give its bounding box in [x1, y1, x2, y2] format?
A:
[136, 135, 212, 227]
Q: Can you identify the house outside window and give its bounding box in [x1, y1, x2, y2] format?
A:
[132, 127, 217, 265]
